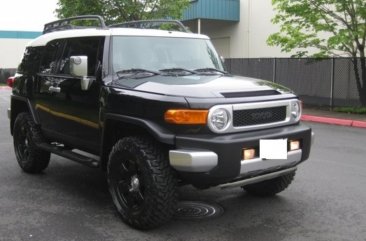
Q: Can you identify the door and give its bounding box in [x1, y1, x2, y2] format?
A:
[34, 37, 105, 154]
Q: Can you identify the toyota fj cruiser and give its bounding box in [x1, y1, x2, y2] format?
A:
[8, 15, 313, 229]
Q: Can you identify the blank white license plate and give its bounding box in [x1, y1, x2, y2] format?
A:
[260, 139, 288, 160]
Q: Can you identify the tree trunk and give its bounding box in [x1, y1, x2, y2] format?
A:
[352, 57, 366, 106]
[360, 57, 366, 106]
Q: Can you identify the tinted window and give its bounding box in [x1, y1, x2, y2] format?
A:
[18, 47, 42, 75]
[40, 40, 63, 74]
[59, 37, 104, 76]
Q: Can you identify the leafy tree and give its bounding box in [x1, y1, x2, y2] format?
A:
[56, 0, 190, 24]
[268, 0, 366, 106]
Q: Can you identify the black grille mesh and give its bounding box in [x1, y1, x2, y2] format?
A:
[233, 106, 287, 127]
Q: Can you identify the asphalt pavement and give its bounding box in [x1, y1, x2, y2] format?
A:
[0, 89, 366, 241]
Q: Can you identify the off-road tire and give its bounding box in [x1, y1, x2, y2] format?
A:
[242, 171, 296, 197]
[107, 136, 178, 229]
[13, 113, 50, 173]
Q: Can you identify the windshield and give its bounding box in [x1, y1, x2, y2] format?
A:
[111, 36, 224, 73]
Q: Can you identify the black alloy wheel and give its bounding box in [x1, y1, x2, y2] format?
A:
[110, 152, 145, 213]
[13, 113, 50, 173]
[107, 136, 178, 229]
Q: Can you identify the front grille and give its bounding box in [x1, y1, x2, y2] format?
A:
[233, 106, 287, 127]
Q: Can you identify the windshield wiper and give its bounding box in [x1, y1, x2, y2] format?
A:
[159, 68, 198, 76]
[116, 68, 160, 79]
[194, 68, 228, 75]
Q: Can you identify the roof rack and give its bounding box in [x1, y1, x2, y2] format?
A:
[109, 20, 189, 33]
[43, 15, 107, 34]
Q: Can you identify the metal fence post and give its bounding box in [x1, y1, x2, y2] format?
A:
[330, 58, 335, 109]
[272, 58, 277, 83]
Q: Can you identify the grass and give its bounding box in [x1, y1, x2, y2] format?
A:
[333, 107, 366, 115]
[0, 83, 7, 86]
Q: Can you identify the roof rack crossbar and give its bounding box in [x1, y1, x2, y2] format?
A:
[109, 20, 189, 33]
[43, 15, 107, 34]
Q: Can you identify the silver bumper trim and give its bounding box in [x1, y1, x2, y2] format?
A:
[240, 149, 302, 175]
[169, 150, 218, 172]
[219, 167, 297, 189]
[7, 108, 11, 119]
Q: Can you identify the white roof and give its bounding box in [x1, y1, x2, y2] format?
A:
[28, 28, 209, 47]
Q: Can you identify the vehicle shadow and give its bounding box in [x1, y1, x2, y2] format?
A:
[4, 155, 304, 241]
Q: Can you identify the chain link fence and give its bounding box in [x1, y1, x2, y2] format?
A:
[226, 58, 365, 107]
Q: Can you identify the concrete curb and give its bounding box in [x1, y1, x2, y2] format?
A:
[301, 115, 366, 128]
[0, 86, 11, 90]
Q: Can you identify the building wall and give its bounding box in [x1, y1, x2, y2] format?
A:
[245, 0, 288, 58]
[0, 38, 32, 68]
[0, 30, 43, 69]
[185, 0, 293, 58]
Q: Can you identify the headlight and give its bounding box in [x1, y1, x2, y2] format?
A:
[208, 108, 231, 132]
[291, 100, 302, 121]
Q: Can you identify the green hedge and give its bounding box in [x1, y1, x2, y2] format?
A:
[333, 107, 366, 115]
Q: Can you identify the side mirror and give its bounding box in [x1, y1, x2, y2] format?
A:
[70, 56, 92, 91]
[70, 56, 88, 76]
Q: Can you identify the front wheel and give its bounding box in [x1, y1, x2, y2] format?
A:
[242, 171, 296, 196]
[107, 136, 178, 229]
[13, 113, 50, 173]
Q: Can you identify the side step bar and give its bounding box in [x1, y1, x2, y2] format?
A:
[219, 167, 297, 189]
[37, 143, 100, 168]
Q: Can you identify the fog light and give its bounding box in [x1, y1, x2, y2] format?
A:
[290, 140, 300, 151]
[243, 148, 256, 160]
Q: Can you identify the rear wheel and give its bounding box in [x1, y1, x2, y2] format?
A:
[242, 171, 296, 196]
[13, 113, 50, 173]
[107, 136, 178, 229]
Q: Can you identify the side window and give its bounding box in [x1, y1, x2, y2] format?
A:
[39, 40, 63, 74]
[59, 37, 104, 76]
[18, 47, 42, 75]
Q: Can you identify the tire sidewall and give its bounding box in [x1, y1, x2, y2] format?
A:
[14, 113, 35, 169]
[13, 113, 50, 173]
[107, 136, 177, 229]
[107, 141, 151, 219]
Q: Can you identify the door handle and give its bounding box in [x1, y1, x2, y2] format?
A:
[49, 86, 61, 93]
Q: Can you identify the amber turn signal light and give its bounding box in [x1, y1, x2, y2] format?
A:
[243, 148, 256, 160]
[164, 109, 208, 124]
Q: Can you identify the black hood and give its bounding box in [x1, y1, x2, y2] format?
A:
[113, 75, 292, 98]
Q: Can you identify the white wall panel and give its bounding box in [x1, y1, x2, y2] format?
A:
[0, 39, 29, 68]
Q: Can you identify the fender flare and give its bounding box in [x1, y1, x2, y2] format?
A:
[10, 95, 40, 135]
[102, 113, 175, 145]
[100, 113, 175, 169]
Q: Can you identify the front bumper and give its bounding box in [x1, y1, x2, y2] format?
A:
[169, 123, 312, 187]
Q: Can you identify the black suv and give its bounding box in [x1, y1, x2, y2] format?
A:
[8, 16, 313, 229]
